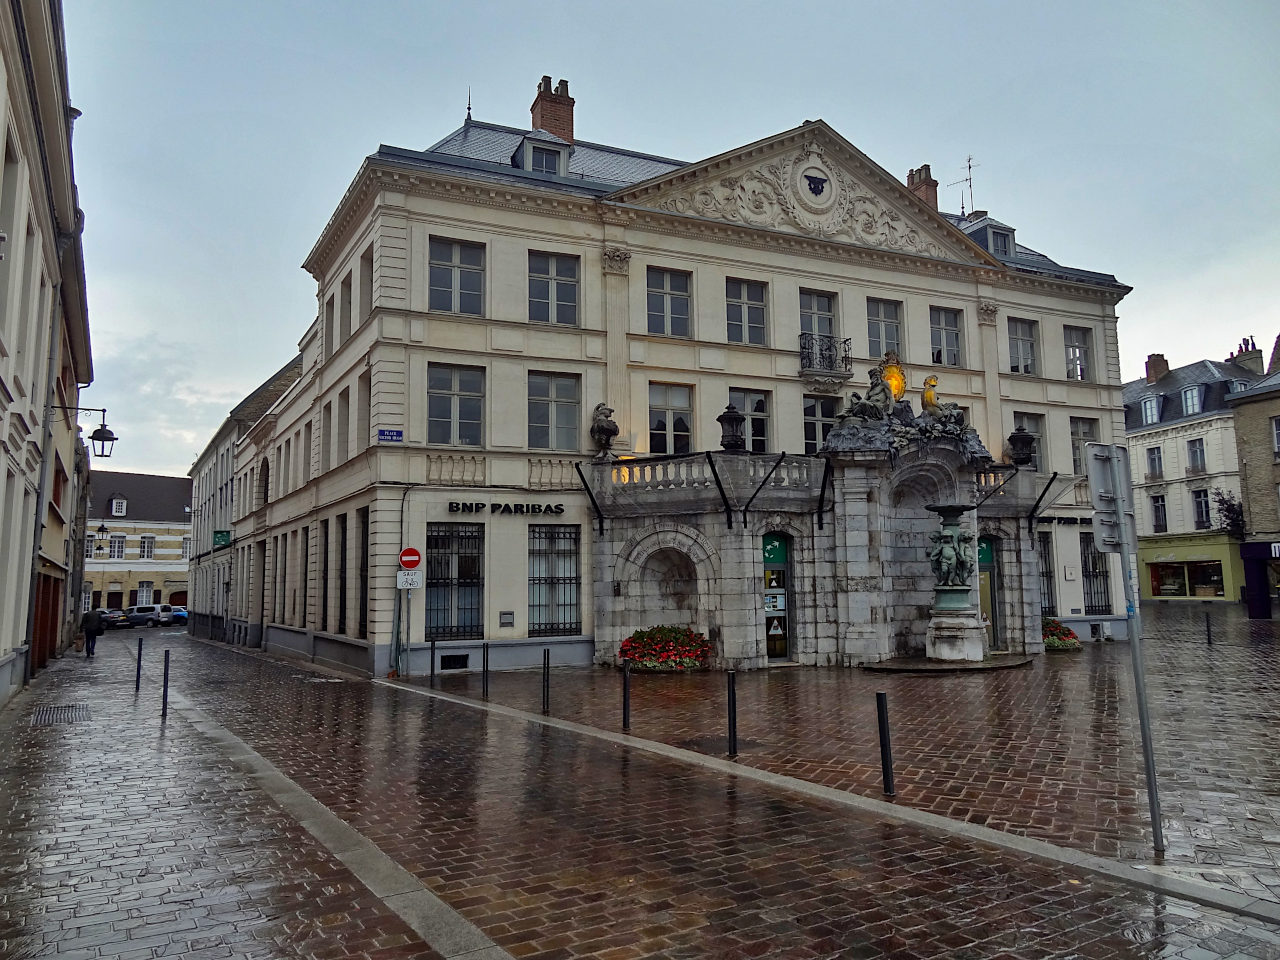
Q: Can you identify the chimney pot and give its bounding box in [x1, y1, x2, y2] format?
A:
[1145, 353, 1169, 384]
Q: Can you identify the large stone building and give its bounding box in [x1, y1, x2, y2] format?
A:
[217, 76, 1131, 675]
[84, 472, 191, 611]
[1226, 356, 1280, 618]
[188, 357, 301, 640]
[1123, 342, 1265, 603]
[1, 0, 95, 704]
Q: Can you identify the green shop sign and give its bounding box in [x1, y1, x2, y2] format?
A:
[212, 530, 231, 548]
[763, 534, 787, 564]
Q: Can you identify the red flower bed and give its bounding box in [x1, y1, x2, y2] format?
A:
[618, 625, 710, 671]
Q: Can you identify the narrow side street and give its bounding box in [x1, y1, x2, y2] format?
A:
[4, 626, 1280, 958]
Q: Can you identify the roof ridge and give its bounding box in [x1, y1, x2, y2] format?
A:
[425, 119, 688, 166]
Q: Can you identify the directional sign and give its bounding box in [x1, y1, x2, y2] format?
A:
[397, 569, 423, 590]
[399, 548, 421, 569]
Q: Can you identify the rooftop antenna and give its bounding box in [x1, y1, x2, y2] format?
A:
[947, 155, 978, 216]
[466, 87, 472, 123]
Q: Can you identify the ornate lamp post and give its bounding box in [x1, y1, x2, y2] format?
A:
[717, 404, 746, 452]
[1007, 425, 1035, 466]
[54, 406, 118, 458]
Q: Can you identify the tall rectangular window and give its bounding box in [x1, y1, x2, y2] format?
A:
[1182, 385, 1201, 416]
[528, 525, 581, 637]
[799, 290, 834, 336]
[276, 534, 288, 624]
[726, 279, 767, 345]
[1080, 532, 1112, 615]
[359, 244, 374, 322]
[649, 383, 692, 454]
[1036, 531, 1056, 616]
[321, 403, 333, 472]
[357, 371, 371, 453]
[1064, 326, 1093, 381]
[866, 298, 900, 358]
[1187, 437, 1206, 474]
[1142, 397, 1160, 426]
[1008, 318, 1037, 375]
[1146, 446, 1163, 480]
[1069, 417, 1098, 475]
[281, 439, 291, 495]
[646, 267, 691, 337]
[300, 525, 310, 629]
[357, 507, 369, 639]
[529, 253, 578, 325]
[1192, 489, 1211, 529]
[320, 519, 329, 632]
[337, 513, 348, 635]
[109, 535, 125, 560]
[429, 238, 484, 315]
[428, 364, 484, 446]
[141, 535, 157, 560]
[1151, 494, 1168, 533]
[424, 523, 484, 640]
[337, 388, 351, 464]
[339, 271, 352, 342]
[803, 395, 840, 455]
[729, 388, 770, 453]
[137, 581, 153, 605]
[528, 373, 580, 451]
[1013, 412, 1044, 472]
[930, 307, 962, 366]
[324, 295, 335, 360]
[302, 421, 313, 483]
[1271, 416, 1280, 454]
[84, 536, 94, 560]
[182, 537, 192, 560]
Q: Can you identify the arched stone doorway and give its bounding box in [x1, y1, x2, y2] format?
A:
[639, 547, 699, 628]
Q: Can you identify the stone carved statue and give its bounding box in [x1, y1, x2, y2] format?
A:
[590, 403, 620, 459]
[842, 367, 894, 421]
[920, 375, 965, 427]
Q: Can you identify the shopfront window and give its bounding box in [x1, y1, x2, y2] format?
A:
[1150, 563, 1187, 597]
[1149, 560, 1225, 598]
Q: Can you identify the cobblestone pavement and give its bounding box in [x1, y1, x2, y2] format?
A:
[0, 645, 445, 960]
[424, 604, 1280, 905]
[20, 629, 1278, 958]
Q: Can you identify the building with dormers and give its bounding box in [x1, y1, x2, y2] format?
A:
[84, 472, 192, 611]
[1123, 342, 1267, 603]
[218, 76, 1132, 675]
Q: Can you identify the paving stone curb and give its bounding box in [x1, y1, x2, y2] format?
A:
[374, 676, 1280, 930]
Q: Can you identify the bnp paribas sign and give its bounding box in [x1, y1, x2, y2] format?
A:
[212, 530, 231, 547]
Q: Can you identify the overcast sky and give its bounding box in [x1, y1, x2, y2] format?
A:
[64, 0, 1280, 475]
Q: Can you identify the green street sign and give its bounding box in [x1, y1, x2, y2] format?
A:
[213, 530, 231, 548]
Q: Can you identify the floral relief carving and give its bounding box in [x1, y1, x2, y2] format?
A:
[977, 300, 999, 325]
[602, 246, 632, 275]
[653, 140, 951, 260]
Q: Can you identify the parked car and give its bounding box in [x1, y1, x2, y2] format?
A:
[170, 606, 188, 625]
[123, 604, 173, 627]
[100, 608, 128, 630]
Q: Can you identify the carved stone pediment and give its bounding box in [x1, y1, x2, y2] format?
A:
[622, 133, 984, 264]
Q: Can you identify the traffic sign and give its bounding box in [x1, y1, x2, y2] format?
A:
[399, 548, 421, 569]
[397, 569, 422, 590]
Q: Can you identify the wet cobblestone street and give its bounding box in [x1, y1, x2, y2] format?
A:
[5, 610, 1280, 958]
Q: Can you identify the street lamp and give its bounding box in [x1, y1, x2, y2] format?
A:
[95, 523, 108, 557]
[54, 406, 117, 458]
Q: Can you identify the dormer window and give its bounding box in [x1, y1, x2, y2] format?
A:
[111, 498, 127, 517]
[1140, 396, 1160, 425]
[1182, 385, 1203, 415]
[514, 136, 570, 177]
[991, 231, 1012, 257]
[1230, 379, 1249, 393]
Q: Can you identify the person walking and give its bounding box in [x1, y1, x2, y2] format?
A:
[79, 608, 103, 659]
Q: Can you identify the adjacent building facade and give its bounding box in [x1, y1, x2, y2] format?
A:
[188, 357, 301, 640]
[214, 76, 1130, 675]
[84, 472, 192, 611]
[1, 0, 95, 704]
[1123, 343, 1264, 603]
[1226, 362, 1280, 618]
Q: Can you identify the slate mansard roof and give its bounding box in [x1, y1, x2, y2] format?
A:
[1122, 359, 1262, 432]
[365, 116, 1121, 291]
[88, 472, 193, 524]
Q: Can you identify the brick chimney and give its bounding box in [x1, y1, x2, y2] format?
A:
[1145, 353, 1169, 383]
[906, 165, 938, 210]
[531, 76, 574, 144]
[1228, 336, 1264, 375]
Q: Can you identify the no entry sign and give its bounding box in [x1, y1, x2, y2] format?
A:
[399, 548, 421, 570]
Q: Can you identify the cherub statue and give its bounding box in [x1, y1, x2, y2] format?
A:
[928, 530, 960, 586]
[590, 403, 619, 459]
[954, 529, 976, 586]
[843, 367, 894, 421]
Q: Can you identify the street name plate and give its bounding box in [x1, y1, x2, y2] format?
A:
[378, 429, 404, 443]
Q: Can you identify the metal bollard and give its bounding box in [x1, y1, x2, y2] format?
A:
[876, 691, 896, 796]
[482, 642, 490, 699]
[430, 639, 436, 688]
[622, 660, 631, 731]
[541, 649, 550, 715]
[135, 637, 143, 693]
[162, 650, 171, 719]
[726, 670, 738, 758]
[1206, 610, 1212, 644]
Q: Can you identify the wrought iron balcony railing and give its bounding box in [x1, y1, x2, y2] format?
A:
[799, 332, 853, 375]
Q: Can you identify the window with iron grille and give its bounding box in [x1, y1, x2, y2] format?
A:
[1080, 532, 1112, 615]
[428, 238, 484, 315]
[1008, 318, 1037, 375]
[1070, 417, 1099, 475]
[529, 253, 578, 325]
[726, 279, 767, 345]
[424, 523, 484, 640]
[528, 525, 580, 637]
[728, 388, 770, 453]
[1064, 326, 1092, 381]
[803, 395, 840, 455]
[647, 267, 691, 337]
[930, 307, 962, 366]
[1036, 531, 1057, 616]
[867, 298, 900, 358]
